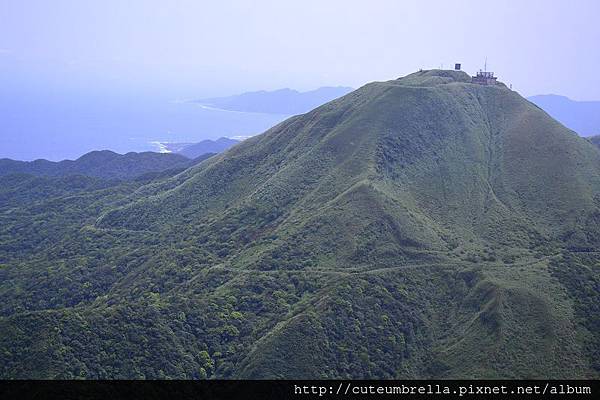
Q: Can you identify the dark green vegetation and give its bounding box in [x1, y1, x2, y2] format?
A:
[0, 150, 213, 180]
[1, 70, 600, 379]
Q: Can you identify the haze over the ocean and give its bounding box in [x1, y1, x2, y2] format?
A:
[1, 0, 599, 160]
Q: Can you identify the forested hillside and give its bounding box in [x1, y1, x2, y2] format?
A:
[0, 150, 207, 180]
[1, 70, 599, 379]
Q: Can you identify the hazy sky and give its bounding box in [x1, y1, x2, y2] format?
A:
[1, 0, 599, 99]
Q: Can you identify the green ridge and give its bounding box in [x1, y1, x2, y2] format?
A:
[1, 70, 599, 379]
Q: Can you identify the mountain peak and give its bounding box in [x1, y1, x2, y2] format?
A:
[91, 70, 600, 378]
[4, 70, 600, 380]
[396, 69, 472, 85]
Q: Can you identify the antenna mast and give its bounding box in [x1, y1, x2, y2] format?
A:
[484, 57, 488, 72]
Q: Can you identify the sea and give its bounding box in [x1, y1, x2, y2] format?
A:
[0, 89, 288, 161]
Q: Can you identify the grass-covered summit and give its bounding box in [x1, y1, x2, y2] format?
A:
[1, 70, 600, 379]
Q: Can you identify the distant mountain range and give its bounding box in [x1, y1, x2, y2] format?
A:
[528, 95, 600, 137]
[153, 87, 357, 159]
[588, 135, 600, 149]
[194, 86, 354, 115]
[193, 89, 600, 137]
[162, 137, 240, 159]
[0, 150, 213, 180]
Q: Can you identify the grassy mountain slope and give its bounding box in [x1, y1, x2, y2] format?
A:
[1, 70, 600, 379]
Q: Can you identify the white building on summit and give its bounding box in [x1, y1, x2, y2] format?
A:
[472, 70, 498, 85]
[471, 59, 498, 85]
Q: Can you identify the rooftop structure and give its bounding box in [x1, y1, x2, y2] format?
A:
[472, 58, 498, 85]
[472, 70, 498, 85]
